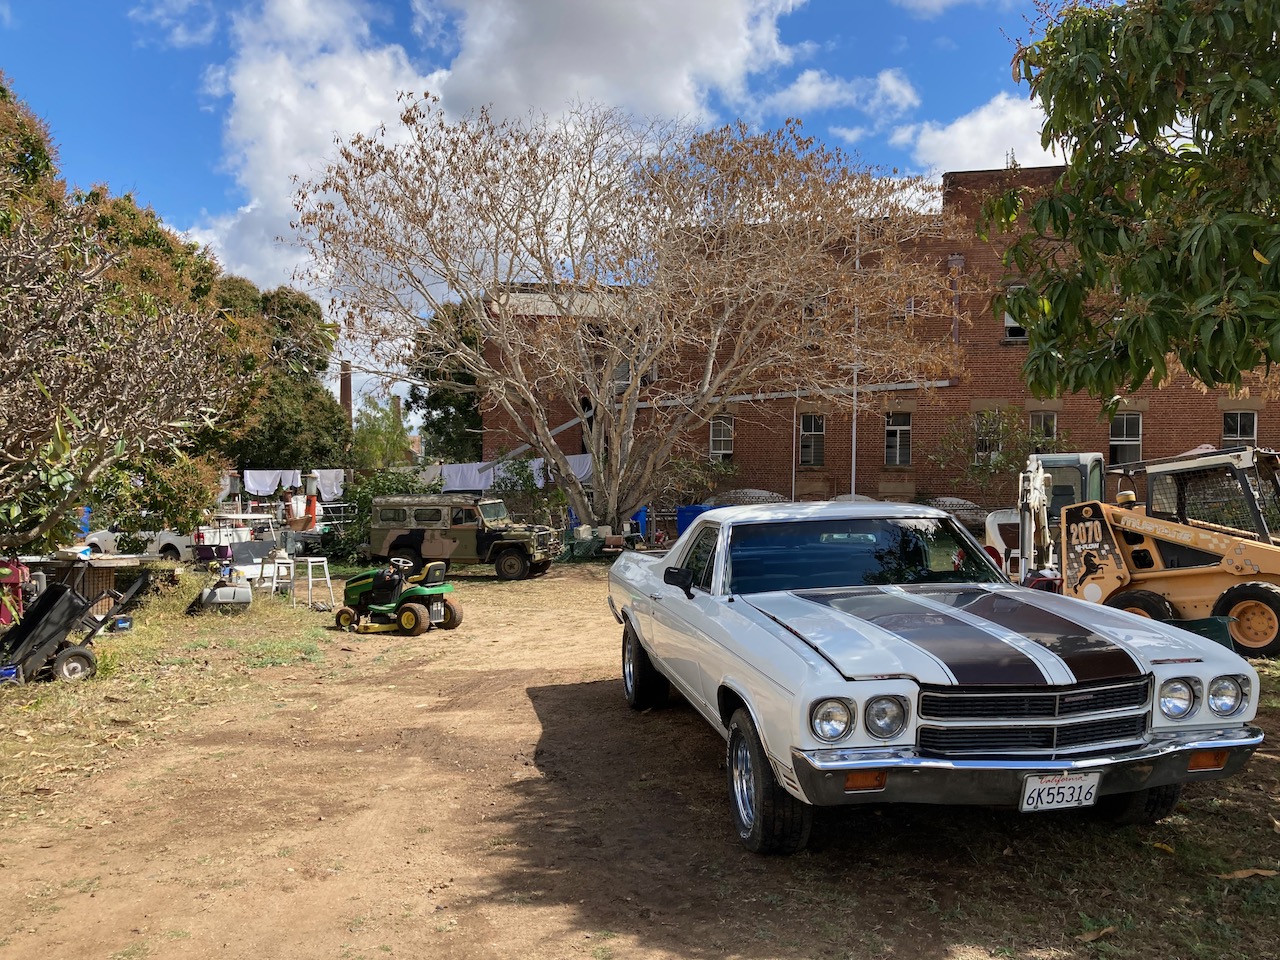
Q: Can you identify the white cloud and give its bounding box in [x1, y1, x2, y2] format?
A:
[0, 3, 12, 29]
[830, 124, 868, 145]
[186, 0, 820, 289]
[761, 67, 918, 120]
[129, 0, 219, 47]
[897, 91, 1057, 173]
[890, 0, 987, 18]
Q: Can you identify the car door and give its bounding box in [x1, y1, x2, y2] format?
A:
[414, 507, 452, 561]
[448, 506, 480, 563]
[649, 523, 722, 715]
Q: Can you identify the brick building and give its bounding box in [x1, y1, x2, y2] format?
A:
[482, 165, 1274, 512]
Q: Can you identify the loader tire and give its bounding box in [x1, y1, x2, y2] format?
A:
[1212, 582, 1280, 655]
[1104, 589, 1176, 621]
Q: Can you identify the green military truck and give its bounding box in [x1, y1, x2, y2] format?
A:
[367, 494, 560, 580]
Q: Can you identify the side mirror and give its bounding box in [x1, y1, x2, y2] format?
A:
[663, 566, 694, 598]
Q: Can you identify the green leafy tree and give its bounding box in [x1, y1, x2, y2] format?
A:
[987, 0, 1280, 400]
[406, 303, 483, 463]
[351, 396, 414, 470]
[210, 275, 352, 471]
[0, 72, 251, 553]
[488, 456, 568, 526]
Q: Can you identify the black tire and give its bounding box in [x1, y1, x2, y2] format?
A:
[622, 622, 668, 710]
[1105, 589, 1176, 620]
[1095, 783, 1183, 825]
[1212, 581, 1280, 655]
[53, 646, 97, 682]
[158, 545, 182, 563]
[334, 606, 358, 630]
[494, 549, 531, 581]
[439, 598, 464, 630]
[726, 708, 813, 854]
[390, 549, 423, 574]
[397, 603, 430, 636]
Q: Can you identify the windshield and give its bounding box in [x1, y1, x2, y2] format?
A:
[479, 501, 509, 522]
[726, 517, 1003, 594]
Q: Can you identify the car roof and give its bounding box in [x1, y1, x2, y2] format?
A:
[694, 501, 953, 525]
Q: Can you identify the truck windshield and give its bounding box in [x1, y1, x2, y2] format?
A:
[726, 517, 1002, 595]
[479, 502, 509, 522]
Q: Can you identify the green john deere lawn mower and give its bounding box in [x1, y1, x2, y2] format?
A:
[335, 557, 463, 635]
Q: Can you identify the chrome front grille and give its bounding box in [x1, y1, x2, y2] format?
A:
[915, 677, 1152, 758]
[919, 677, 1151, 720]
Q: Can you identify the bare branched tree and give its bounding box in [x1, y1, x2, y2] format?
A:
[0, 173, 245, 551]
[296, 98, 960, 526]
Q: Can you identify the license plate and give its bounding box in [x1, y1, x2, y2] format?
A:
[1020, 772, 1100, 812]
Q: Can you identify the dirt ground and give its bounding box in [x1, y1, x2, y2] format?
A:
[2, 564, 1278, 960]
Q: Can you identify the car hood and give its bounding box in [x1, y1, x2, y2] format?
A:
[742, 583, 1240, 686]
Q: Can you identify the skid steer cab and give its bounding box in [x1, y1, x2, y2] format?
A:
[335, 557, 463, 635]
[1056, 446, 1280, 656]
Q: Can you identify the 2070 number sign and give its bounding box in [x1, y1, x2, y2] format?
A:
[1020, 772, 1101, 812]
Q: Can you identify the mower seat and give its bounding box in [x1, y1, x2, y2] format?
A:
[411, 561, 447, 586]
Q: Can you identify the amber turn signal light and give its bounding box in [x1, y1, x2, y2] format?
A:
[1188, 749, 1229, 772]
[844, 770, 888, 791]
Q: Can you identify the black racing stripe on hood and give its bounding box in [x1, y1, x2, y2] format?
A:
[934, 590, 1143, 682]
[803, 589, 1049, 685]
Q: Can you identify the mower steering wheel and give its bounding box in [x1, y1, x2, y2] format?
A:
[389, 556, 415, 571]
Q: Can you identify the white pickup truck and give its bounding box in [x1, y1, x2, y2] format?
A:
[85, 513, 271, 563]
[607, 501, 1263, 854]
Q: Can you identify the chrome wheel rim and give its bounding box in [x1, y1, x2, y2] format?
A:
[622, 635, 635, 696]
[730, 734, 756, 831]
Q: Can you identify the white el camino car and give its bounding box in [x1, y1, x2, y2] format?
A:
[607, 502, 1264, 855]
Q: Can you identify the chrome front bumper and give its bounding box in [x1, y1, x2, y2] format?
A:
[790, 726, 1264, 807]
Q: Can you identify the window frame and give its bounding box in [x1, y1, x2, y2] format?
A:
[710, 414, 734, 461]
[1109, 411, 1143, 465]
[973, 410, 1003, 464]
[1003, 284, 1028, 341]
[884, 411, 912, 466]
[799, 413, 826, 467]
[1223, 410, 1257, 447]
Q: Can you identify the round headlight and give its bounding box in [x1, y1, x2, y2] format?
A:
[1208, 676, 1244, 717]
[810, 698, 853, 742]
[864, 696, 908, 740]
[1159, 678, 1197, 720]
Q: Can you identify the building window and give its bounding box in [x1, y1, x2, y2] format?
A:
[885, 412, 911, 466]
[890, 298, 916, 324]
[710, 415, 734, 460]
[974, 410, 1002, 464]
[1110, 412, 1142, 465]
[800, 413, 825, 466]
[1030, 411, 1057, 452]
[1003, 285, 1028, 341]
[1224, 411, 1257, 447]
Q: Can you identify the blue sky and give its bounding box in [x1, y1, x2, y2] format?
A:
[2, 0, 1057, 295]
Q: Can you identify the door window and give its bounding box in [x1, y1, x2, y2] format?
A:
[680, 526, 720, 593]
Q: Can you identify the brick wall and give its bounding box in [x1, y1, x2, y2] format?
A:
[480, 165, 1274, 510]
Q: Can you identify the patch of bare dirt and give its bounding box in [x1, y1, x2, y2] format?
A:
[2, 564, 1278, 960]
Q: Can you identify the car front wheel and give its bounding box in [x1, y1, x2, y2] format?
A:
[494, 549, 530, 581]
[726, 708, 812, 855]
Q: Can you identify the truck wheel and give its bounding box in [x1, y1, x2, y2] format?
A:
[622, 622, 668, 710]
[1212, 582, 1280, 654]
[53, 646, 97, 682]
[158, 545, 181, 562]
[1104, 590, 1176, 620]
[1095, 783, 1182, 825]
[726, 708, 812, 855]
[494, 549, 530, 581]
[439, 598, 464, 630]
[334, 606, 358, 631]
[390, 549, 422, 574]
[397, 603, 430, 636]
